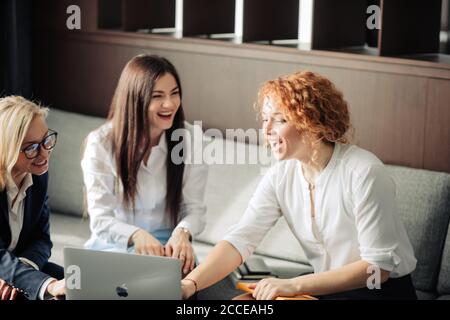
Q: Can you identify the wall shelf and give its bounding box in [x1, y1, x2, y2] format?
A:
[310, 0, 442, 59]
[33, 0, 450, 64]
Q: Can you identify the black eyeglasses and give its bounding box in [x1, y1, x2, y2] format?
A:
[20, 130, 58, 159]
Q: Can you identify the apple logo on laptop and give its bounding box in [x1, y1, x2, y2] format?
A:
[116, 284, 128, 298]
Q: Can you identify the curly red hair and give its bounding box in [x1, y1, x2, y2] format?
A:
[256, 71, 351, 144]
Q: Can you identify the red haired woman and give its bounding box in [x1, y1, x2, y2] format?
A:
[181, 71, 417, 300]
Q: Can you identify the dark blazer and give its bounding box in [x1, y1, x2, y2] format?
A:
[0, 172, 53, 299]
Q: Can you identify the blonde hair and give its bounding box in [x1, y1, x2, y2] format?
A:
[0, 96, 49, 191]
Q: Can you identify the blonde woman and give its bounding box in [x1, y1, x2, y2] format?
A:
[0, 96, 65, 300]
[181, 71, 417, 300]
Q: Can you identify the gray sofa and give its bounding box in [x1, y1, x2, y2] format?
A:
[45, 108, 450, 299]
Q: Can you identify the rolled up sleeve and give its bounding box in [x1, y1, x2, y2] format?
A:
[222, 167, 281, 261]
[354, 164, 402, 272]
[359, 246, 402, 272]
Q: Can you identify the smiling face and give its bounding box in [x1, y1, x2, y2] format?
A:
[148, 73, 181, 138]
[262, 96, 313, 161]
[12, 115, 52, 178]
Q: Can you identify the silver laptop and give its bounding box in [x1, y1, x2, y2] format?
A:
[63, 247, 182, 300]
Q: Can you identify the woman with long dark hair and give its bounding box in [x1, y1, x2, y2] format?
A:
[81, 55, 208, 275]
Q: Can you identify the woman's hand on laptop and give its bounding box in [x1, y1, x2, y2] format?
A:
[0, 279, 19, 300]
[130, 229, 165, 256]
[166, 228, 195, 274]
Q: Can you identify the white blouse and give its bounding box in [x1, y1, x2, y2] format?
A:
[6, 173, 43, 270]
[5, 173, 54, 299]
[6, 173, 33, 252]
[223, 143, 417, 278]
[81, 121, 208, 250]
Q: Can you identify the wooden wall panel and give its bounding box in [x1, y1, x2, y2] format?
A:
[32, 36, 128, 117]
[31, 31, 449, 172]
[331, 71, 427, 168]
[424, 79, 450, 172]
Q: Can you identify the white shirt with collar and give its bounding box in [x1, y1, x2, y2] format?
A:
[223, 143, 417, 278]
[5, 173, 54, 300]
[81, 121, 208, 250]
[6, 173, 33, 253]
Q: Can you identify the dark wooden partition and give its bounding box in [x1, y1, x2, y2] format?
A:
[242, 0, 299, 42]
[365, 0, 380, 48]
[183, 0, 235, 37]
[310, 0, 443, 58]
[312, 0, 367, 50]
[122, 0, 176, 31]
[379, 0, 442, 56]
[98, 0, 121, 30]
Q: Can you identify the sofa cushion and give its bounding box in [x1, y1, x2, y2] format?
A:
[49, 213, 91, 266]
[47, 109, 105, 217]
[197, 137, 309, 265]
[415, 290, 438, 300]
[437, 222, 450, 295]
[386, 166, 450, 292]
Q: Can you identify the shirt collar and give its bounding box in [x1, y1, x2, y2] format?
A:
[155, 131, 167, 153]
[299, 142, 341, 188]
[6, 172, 34, 197]
[314, 142, 340, 187]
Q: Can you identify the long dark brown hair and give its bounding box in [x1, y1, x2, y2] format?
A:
[108, 54, 185, 226]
